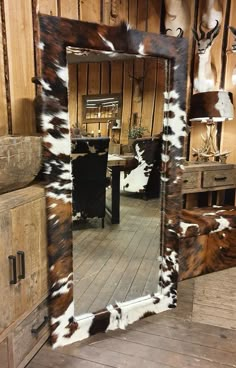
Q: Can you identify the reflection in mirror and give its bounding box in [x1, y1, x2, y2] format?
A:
[82, 94, 122, 130]
[68, 52, 166, 315]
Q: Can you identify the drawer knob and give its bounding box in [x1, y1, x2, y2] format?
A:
[31, 316, 49, 337]
[8, 255, 17, 284]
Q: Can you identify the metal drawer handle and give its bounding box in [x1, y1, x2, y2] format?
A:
[8, 255, 17, 284]
[214, 176, 227, 181]
[31, 316, 49, 336]
[17, 251, 25, 279]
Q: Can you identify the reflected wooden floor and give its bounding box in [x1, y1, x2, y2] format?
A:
[27, 279, 236, 368]
[73, 192, 161, 315]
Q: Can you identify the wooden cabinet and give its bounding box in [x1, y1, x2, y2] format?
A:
[0, 338, 10, 368]
[182, 163, 236, 208]
[0, 185, 49, 368]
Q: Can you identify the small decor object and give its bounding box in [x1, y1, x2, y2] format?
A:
[0, 136, 42, 194]
[189, 91, 234, 163]
[164, 0, 189, 37]
[128, 126, 148, 139]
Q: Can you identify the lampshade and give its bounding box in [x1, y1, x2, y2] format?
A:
[189, 91, 234, 122]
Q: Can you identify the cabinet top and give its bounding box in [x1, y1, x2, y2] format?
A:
[185, 162, 235, 171]
[0, 184, 45, 212]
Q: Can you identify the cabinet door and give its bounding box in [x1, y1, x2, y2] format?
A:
[11, 198, 47, 320]
[0, 338, 10, 368]
[0, 211, 14, 333]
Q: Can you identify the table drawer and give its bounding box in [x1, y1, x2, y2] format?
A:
[12, 298, 49, 368]
[182, 171, 201, 190]
[203, 169, 234, 188]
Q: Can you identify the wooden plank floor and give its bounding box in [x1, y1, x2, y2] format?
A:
[73, 192, 161, 315]
[27, 279, 236, 368]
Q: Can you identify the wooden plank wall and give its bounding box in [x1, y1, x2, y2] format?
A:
[221, 0, 236, 164]
[0, 0, 235, 162]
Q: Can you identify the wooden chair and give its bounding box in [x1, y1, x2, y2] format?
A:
[72, 137, 110, 228]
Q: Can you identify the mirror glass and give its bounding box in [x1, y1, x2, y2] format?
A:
[82, 94, 122, 130]
[67, 50, 166, 315]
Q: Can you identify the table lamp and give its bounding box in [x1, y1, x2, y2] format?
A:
[189, 91, 234, 162]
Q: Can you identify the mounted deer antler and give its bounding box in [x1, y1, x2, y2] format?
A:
[129, 69, 147, 103]
[165, 27, 184, 37]
[229, 26, 236, 53]
[192, 20, 220, 92]
[164, 0, 189, 37]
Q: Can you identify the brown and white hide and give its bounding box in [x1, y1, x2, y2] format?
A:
[178, 205, 236, 281]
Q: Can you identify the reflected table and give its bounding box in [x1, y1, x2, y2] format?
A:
[107, 154, 134, 224]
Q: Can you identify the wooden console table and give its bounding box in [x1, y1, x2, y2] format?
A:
[182, 162, 236, 208]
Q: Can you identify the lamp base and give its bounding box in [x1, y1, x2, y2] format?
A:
[192, 122, 230, 163]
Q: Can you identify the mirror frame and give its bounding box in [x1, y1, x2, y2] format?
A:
[38, 14, 188, 348]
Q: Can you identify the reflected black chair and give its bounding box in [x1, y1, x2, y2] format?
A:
[120, 136, 162, 198]
[72, 137, 110, 228]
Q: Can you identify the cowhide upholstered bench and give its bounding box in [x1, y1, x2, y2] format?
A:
[178, 206, 236, 281]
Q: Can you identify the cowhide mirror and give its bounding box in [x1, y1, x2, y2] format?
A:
[38, 14, 188, 348]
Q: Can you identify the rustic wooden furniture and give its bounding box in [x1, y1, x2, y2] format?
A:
[182, 162, 236, 207]
[0, 136, 42, 195]
[0, 185, 49, 368]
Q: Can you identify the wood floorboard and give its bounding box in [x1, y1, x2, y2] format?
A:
[89, 230, 147, 312]
[74, 195, 161, 314]
[37, 342, 174, 368]
[103, 329, 236, 366]
[107, 231, 155, 304]
[27, 348, 114, 367]
[75, 233, 136, 313]
[132, 319, 236, 353]
[124, 234, 160, 302]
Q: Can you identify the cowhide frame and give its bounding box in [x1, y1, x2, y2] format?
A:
[38, 15, 188, 348]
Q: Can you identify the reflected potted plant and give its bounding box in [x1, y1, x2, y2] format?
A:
[127, 126, 148, 152]
[128, 126, 147, 139]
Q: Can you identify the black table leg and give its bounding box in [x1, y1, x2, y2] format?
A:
[111, 166, 120, 224]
